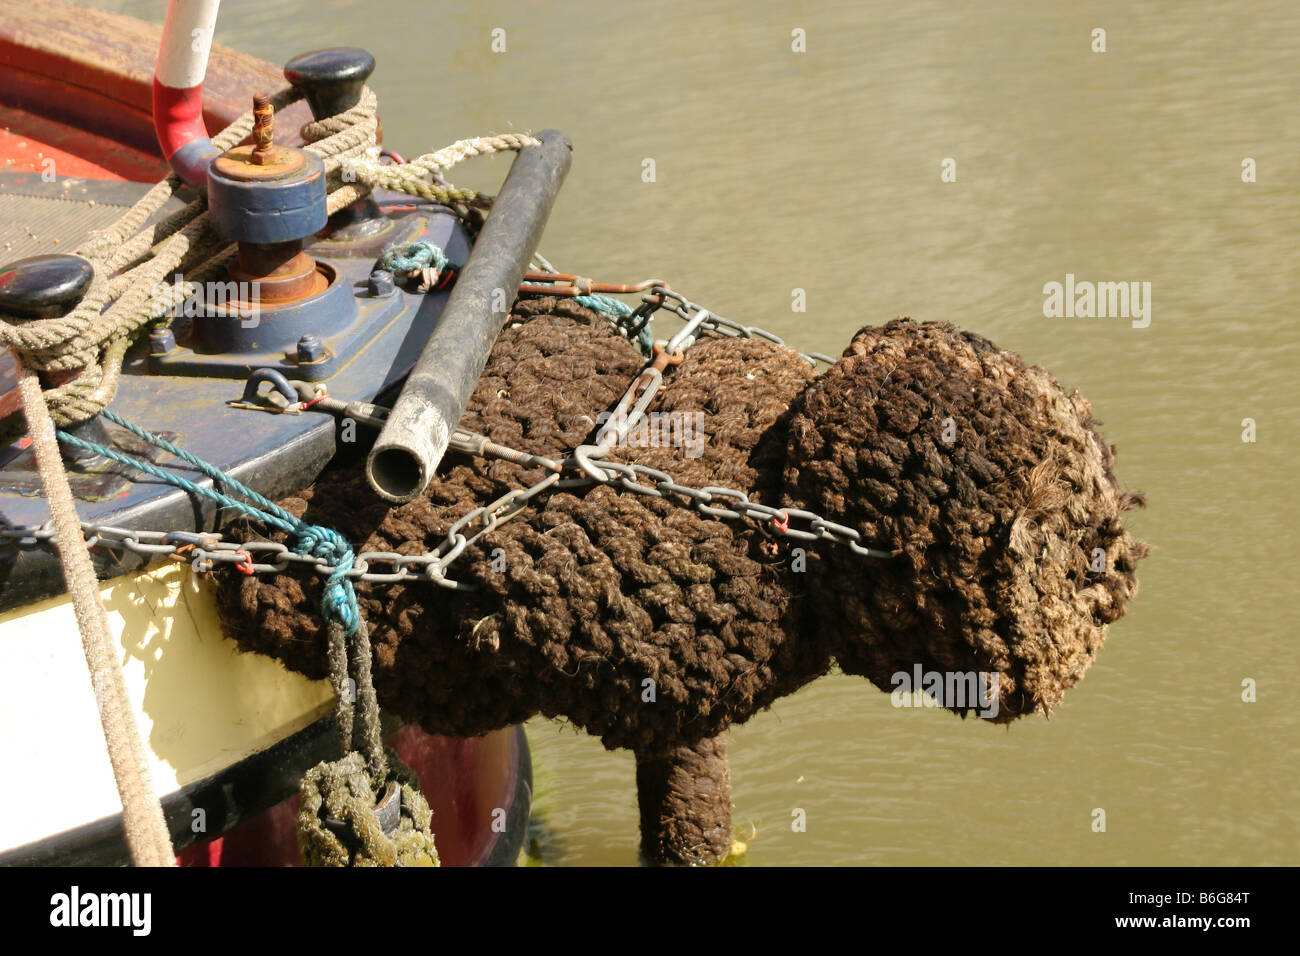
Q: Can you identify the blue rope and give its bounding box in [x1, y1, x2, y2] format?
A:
[379, 241, 451, 276]
[57, 410, 360, 635]
[530, 282, 655, 356]
[577, 293, 655, 356]
[574, 292, 631, 317]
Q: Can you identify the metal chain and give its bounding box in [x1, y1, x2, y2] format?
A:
[0, 289, 891, 590]
[628, 287, 839, 369]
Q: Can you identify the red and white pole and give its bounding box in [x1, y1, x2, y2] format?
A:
[152, 0, 222, 186]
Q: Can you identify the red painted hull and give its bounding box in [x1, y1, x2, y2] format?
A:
[176, 726, 529, 868]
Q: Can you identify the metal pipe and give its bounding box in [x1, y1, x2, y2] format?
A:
[153, 0, 223, 186]
[365, 129, 572, 503]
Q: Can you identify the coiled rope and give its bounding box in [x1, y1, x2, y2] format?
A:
[0, 88, 538, 426]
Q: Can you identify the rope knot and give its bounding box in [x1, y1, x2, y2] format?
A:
[293, 523, 359, 635]
[294, 523, 348, 561]
[379, 241, 448, 277]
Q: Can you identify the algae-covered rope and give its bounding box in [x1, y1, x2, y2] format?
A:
[298, 750, 438, 867]
[309, 576, 439, 867]
[16, 369, 175, 867]
[326, 617, 386, 781]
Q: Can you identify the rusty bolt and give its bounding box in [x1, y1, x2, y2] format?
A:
[251, 92, 276, 166]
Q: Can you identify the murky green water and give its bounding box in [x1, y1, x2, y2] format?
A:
[96, 0, 1299, 864]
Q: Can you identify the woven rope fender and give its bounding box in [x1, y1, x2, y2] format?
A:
[214, 300, 1147, 864]
[775, 319, 1148, 716]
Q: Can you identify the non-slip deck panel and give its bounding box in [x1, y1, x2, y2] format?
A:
[0, 173, 189, 261]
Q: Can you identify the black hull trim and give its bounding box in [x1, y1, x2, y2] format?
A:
[0, 719, 531, 867]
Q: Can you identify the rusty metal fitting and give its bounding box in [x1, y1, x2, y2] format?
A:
[251, 92, 276, 165]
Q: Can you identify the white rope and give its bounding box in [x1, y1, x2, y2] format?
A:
[399, 133, 541, 176]
[17, 366, 175, 866]
[340, 133, 541, 206]
[0, 86, 536, 425]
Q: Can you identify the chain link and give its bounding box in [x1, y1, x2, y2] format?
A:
[637, 287, 838, 368]
[0, 289, 892, 589]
